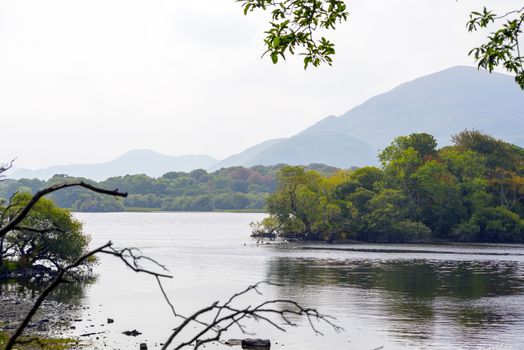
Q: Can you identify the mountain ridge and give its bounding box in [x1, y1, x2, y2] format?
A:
[213, 65, 524, 169]
[8, 150, 218, 181]
[8, 65, 524, 179]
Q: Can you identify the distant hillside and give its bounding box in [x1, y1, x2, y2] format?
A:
[215, 65, 524, 168]
[209, 139, 284, 170]
[329, 65, 524, 151]
[9, 150, 218, 181]
[211, 123, 376, 169]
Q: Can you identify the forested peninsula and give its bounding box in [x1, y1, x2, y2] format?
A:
[252, 131, 524, 243]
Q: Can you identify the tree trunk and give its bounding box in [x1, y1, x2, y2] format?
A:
[0, 235, 4, 267]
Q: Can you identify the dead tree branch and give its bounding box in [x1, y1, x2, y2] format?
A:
[6, 245, 341, 350]
[161, 281, 343, 350]
[5, 241, 173, 349]
[0, 182, 127, 238]
[5, 242, 112, 349]
[0, 159, 15, 181]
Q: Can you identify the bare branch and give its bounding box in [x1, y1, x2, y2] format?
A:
[495, 6, 524, 20]
[0, 182, 127, 238]
[161, 281, 342, 350]
[0, 159, 15, 180]
[14, 225, 64, 234]
[5, 241, 175, 349]
[100, 246, 172, 279]
[5, 242, 112, 349]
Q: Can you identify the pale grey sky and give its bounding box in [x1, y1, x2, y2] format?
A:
[0, 0, 520, 168]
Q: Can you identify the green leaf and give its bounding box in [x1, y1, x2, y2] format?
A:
[271, 52, 278, 64]
[243, 4, 251, 16]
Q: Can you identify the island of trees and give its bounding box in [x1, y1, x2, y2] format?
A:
[252, 130, 524, 243]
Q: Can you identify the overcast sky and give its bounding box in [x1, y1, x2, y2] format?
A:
[0, 0, 520, 169]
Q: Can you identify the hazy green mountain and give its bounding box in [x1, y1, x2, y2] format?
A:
[213, 65, 524, 169]
[209, 138, 285, 170]
[9, 150, 218, 181]
[242, 130, 376, 168]
[330, 65, 524, 151]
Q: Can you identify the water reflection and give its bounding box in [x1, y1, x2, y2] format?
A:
[0, 278, 90, 305]
[268, 258, 524, 296]
[266, 257, 524, 347]
[0, 279, 88, 338]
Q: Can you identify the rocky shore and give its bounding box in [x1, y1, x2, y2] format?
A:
[0, 288, 83, 348]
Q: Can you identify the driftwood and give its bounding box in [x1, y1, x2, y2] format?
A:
[242, 338, 271, 349]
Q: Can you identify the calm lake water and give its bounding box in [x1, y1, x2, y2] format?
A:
[51, 213, 524, 349]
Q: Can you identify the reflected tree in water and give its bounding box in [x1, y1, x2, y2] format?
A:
[266, 255, 524, 342]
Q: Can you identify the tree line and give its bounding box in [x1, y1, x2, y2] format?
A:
[252, 130, 524, 243]
[0, 164, 339, 213]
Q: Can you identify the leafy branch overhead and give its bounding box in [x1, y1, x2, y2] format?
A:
[468, 6, 524, 89]
[238, 0, 349, 68]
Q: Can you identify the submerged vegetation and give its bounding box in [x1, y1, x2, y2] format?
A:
[253, 131, 524, 243]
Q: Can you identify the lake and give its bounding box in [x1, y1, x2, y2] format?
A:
[34, 212, 524, 349]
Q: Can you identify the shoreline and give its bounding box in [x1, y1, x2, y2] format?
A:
[70, 208, 265, 213]
[0, 291, 83, 349]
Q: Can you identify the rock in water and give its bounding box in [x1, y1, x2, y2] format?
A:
[241, 338, 271, 349]
[122, 329, 142, 336]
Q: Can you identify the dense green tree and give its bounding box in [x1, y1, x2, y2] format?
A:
[452, 130, 523, 170]
[348, 167, 384, 191]
[266, 166, 324, 239]
[71, 193, 125, 212]
[1, 192, 91, 270]
[379, 133, 438, 167]
[411, 160, 464, 236]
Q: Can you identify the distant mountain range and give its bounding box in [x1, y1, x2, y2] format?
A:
[8, 65, 524, 180]
[8, 150, 218, 181]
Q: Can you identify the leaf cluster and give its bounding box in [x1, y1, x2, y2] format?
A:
[468, 6, 524, 88]
[238, 0, 348, 68]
